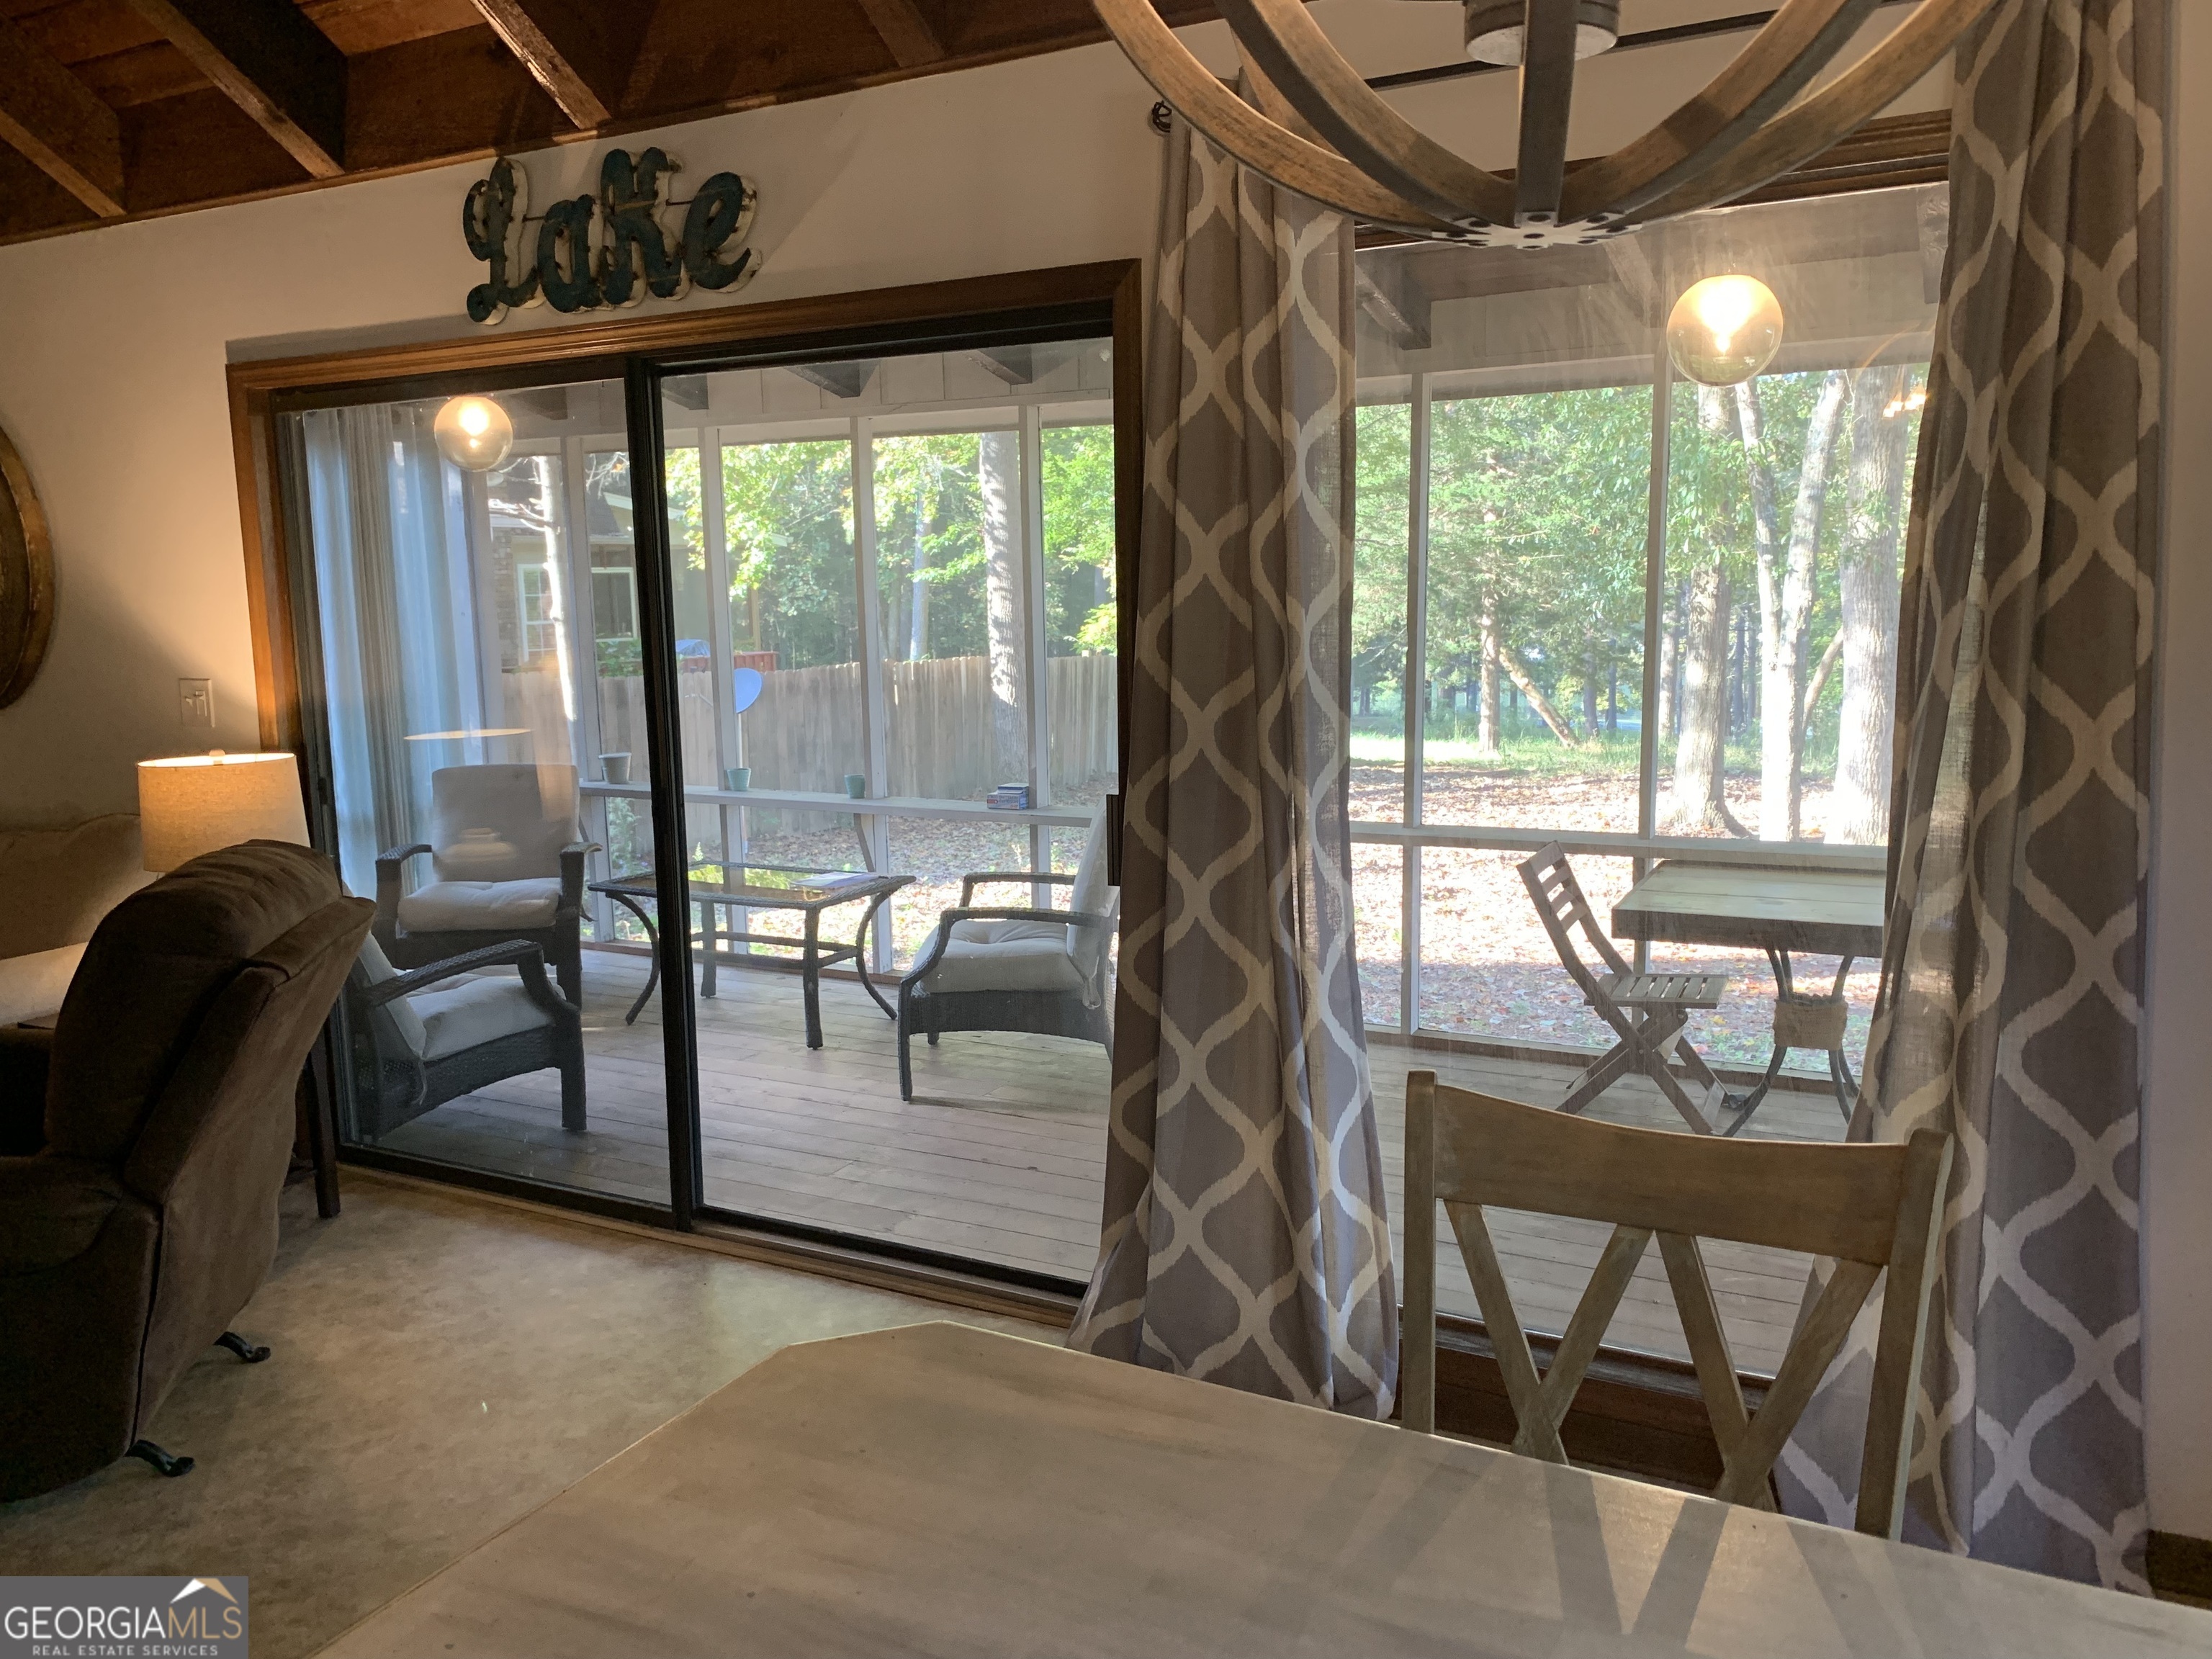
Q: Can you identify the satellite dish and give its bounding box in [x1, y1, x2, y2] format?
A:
[732, 665, 765, 714]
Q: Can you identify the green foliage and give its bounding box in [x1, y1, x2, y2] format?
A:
[719, 439, 860, 671]
[1353, 404, 1411, 714]
[873, 433, 988, 660]
[1043, 425, 1117, 655]
[1351, 367, 1925, 778]
[711, 426, 1118, 673]
[1424, 386, 1652, 728]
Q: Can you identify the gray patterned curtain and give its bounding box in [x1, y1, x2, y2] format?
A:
[1067, 112, 1396, 1418]
[1778, 0, 2164, 1588]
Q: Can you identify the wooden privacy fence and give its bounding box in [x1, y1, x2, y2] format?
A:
[557, 652, 1115, 799]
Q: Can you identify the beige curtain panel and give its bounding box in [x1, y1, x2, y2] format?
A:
[1779, 0, 2164, 1589]
[1069, 112, 1397, 1418]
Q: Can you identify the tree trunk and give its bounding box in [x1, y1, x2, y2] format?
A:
[1729, 606, 1747, 737]
[907, 464, 932, 660]
[1664, 557, 1732, 830]
[1581, 636, 1599, 739]
[1499, 649, 1581, 747]
[1802, 630, 1844, 726]
[1738, 373, 1848, 839]
[979, 432, 1026, 786]
[1832, 364, 1910, 844]
[1478, 592, 1502, 758]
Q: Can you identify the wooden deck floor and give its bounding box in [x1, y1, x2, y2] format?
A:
[367, 950, 1851, 1375]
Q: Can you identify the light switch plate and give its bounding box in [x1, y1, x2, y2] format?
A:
[179, 678, 213, 728]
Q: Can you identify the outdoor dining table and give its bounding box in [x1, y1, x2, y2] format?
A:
[588, 864, 910, 1049]
[1612, 860, 1887, 1133]
[316, 1320, 2211, 1659]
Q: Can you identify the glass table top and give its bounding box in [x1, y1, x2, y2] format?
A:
[590, 864, 901, 905]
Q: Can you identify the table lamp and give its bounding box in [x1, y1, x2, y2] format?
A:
[138, 750, 310, 872]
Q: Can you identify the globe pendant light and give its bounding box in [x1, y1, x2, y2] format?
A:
[1094, 0, 2000, 246]
[433, 395, 514, 472]
[1666, 275, 1786, 386]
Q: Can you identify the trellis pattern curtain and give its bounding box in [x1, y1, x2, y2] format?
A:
[1067, 112, 1396, 1418]
[1778, 0, 2164, 1588]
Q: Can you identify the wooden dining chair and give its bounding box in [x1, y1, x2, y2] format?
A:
[1519, 842, 1728, 1133]
[1401, 1071, 1952, 1540]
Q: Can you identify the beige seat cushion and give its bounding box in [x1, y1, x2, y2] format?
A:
[949, 916, 1070, 948]
[426, 764, 579, 884]
[925, 933, 1089, 995]
[354, 935, 428, 1053]
[0, 943, 84, 1025]
[408, 974, 552, 1061]
[398, 878, 563, 933]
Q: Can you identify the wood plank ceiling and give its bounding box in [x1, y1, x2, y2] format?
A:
[0, 0, 1224, 246]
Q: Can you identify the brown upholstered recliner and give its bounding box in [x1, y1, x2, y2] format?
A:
[0, 842, 372, 1500]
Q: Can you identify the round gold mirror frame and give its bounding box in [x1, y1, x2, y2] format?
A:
[0, 426, 54, 710]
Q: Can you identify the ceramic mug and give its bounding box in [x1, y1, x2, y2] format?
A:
[601, 753, 631, 786]
[724, 766, 752, 791]
[843, 773, 868, 799]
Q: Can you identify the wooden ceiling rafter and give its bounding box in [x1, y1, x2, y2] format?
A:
[855, 0, 948, 69]
[122, 0, 350, 176]
[466, 0, 657, 130]
[0, 9, 127, 217]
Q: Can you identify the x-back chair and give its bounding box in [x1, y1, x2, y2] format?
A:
[1520, 842, 1728, 1133]
[1401, 1073, 1952, 1539]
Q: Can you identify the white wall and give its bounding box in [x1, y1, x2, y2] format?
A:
[2143, 0, 2212, 1545]
[1, 4, 2193, 1536]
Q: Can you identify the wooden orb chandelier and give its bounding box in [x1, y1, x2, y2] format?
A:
[1093, 0, 1994, 246]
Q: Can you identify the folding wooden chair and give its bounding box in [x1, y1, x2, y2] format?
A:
[1401, 1073, 1953, 1539]
[1519, 842, 1727, 1133]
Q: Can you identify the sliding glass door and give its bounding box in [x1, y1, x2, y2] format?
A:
[283, 377, 682, 1208]
[274, 318, 1123, 1286]
[642, 338, 1120, 1281]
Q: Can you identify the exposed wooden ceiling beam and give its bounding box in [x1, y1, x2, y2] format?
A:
[124, 0, 348, 177]
[469, 0, 655, 129]
[0, 12, 126, 217]
[855, 0, 946, 68]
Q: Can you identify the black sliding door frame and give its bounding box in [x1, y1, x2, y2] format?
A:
[623, 359, 705, 1226]
[630, 297, 1130, 1281]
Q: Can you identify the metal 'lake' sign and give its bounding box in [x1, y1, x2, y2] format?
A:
[463, 148, 758, 325]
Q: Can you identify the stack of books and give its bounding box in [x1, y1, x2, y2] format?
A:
[986, 783, 1032, 811]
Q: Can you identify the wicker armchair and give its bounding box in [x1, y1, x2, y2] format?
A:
[896, 813, 1115, 1101]
[373, 763, 595, 1007]
[345, 936, 584, 1139]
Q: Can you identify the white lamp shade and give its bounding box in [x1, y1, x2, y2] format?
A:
[138, 752, 310, 872]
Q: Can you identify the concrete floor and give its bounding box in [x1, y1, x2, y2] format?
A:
[0, 1171, 1048, 1659]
